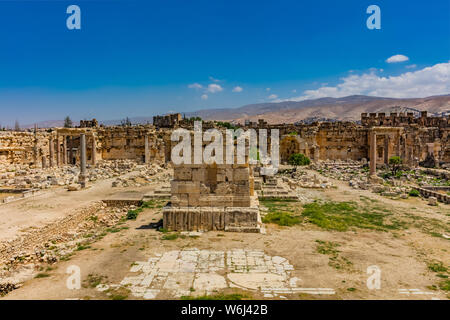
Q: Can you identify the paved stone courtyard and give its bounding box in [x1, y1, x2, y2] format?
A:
[98, 248, 335, 299]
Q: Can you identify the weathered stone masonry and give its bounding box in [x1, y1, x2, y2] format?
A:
[0, 111, 448, 169]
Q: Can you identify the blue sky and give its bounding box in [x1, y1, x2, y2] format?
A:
[0, 0, 449, 126]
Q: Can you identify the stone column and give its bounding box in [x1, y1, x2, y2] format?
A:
[33, 128, 38, 168]
[91, 135, 97, 166]
[313, 144, 320, 161]
[79, 133, 87, 188]
[62, 136, 67, 165]
[49, 136, 54, 167]
[68, 136, 73, 165]
[383, 135, 389, 165]
[144, 135, 150, 164]
[56, 136, 60, 167]
[427, 143, 435, 157]
[369, 131, 377, 176]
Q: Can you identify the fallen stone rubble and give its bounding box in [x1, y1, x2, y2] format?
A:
[111, 163, 167, 187]
[0, 160, 145, 190]
[0, 200, 137, 287]
[310, 160, 449, 200]
[280, 169, 334, 189]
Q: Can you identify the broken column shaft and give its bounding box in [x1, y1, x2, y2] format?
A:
[79, 133, 87, 188]
[91, 134, 97, 165]
[49, 136, 54, 167]
[144, 135, 150, 164]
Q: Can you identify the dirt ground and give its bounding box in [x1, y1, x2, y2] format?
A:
[1, 169, 449, 300]
[0, 171, 153, 242]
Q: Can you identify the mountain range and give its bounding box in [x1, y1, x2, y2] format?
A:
[22, 94, 450, 128]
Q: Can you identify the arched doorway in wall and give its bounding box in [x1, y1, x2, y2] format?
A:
[280, 135, 309, 163]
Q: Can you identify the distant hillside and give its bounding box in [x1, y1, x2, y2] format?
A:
[187, 95, 450, 124]
[22, 94, 450, 128]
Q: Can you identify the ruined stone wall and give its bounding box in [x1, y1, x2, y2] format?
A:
[0, 131, 50, 167]
[361, 111, 449, 128]
[279, 123, 368, 163]
[97, 126, 166, 163]
[1, 113, 449, 168]
[153, 113, 182, 128]
[278, 121, 449, 165]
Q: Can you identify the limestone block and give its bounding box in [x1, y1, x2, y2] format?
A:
[234, 183, 250, 195]
[198, 195, 233, 207]
[233, 167, 250, 181]
[215, 182, 233, 195]
[192, 168, 207, 181]
[171, 181, 200, 194]
[198, 195, 214, 207]
[232, 196, 252, 207]
[188, 193, 200, 207]
[428, 196, 437, 206]
[171, 194, 188, 207]
[174, 167, 192, 181]
[214, 195, 234, 207]
[200, 183, 210, 194]
[68, 183, 81, 191]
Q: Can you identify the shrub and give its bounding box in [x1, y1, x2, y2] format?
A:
[408, 189, 420, 197]
[126, 210, 139, 220]
[389, 156, 403, 176]
[288, 153, 310, 166]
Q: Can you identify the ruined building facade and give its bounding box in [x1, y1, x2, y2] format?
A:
[0, 112, 449, 169]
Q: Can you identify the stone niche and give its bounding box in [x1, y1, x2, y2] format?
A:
[163, 163, 262, 233]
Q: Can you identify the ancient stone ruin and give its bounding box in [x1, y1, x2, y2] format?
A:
[163, 163, 261, 232]
[0, 110, 449, 213]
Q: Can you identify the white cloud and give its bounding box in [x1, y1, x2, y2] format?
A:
[406, 64, 417, 69]
[232, 86, 243, 93]
[209, 76, 221, 83]
[292, 89, 297, 93]
[266, 88, 271, 91]
[207, 84, 223, 93]
[268, 94, 278, 100]
[386, 54, 409, 63]
[201, 94, 208, 100]
[188, 83, 203, 89]
[284, 62, 450, 101]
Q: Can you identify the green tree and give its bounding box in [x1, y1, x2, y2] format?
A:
[389, 156, 403, 176]
[288, 153, 310, 166]
[64, 116, 73, 128]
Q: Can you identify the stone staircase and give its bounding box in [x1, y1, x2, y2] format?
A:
[142, 184, 171, 201]
[257, 177, 298, 200]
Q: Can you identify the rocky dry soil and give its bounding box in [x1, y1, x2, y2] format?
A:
[0, 162, 448, 300]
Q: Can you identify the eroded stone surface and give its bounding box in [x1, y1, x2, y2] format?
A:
[103, 248, 335, 299]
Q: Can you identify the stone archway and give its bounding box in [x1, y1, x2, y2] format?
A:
[280, 135, 309, 163]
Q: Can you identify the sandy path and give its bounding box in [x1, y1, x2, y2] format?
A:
[0, 171, 153, 242]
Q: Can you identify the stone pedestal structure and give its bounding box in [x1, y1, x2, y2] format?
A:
[163, 163, 261, 233]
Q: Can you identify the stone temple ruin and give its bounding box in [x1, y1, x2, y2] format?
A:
[163, 163, 261, 232]
[1, 111, 449, 228]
